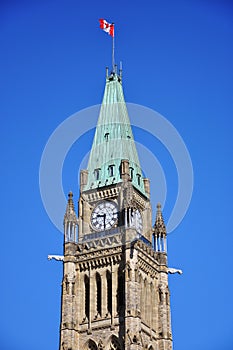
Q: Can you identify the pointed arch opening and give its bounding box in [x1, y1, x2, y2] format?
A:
[143, 278, 148, 322]
[159, 287, 163, 304]
[85, 339, 98, 350]
[96, 272, 102, 316]
[150, 281, 153, 327]
[106, 270, 112, 315]
[109, 335, 122, 350]
[117, 272, 124, 315]
[84, 275, 90, 320]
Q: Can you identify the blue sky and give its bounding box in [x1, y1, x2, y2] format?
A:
[1, 1, 233, 350]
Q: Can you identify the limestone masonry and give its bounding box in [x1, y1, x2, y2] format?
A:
[58, 69, 174, 350]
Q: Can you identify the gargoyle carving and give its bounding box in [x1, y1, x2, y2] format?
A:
[168, 267, 183, 274]
[48, 255, 64, 261]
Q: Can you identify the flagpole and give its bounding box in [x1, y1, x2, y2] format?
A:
[112, 26, 115, 73]
[99, 19, 115, 73]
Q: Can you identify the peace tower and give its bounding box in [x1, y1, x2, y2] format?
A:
[57, 68, 175, 350]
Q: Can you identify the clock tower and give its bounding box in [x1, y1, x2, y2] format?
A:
[59, 69, 173, 350]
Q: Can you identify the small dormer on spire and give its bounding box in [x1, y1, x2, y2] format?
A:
[64, 191, 78, 242]
[153, 203, 167, 252]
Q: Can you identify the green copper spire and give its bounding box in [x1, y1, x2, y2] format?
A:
[84, 70, 146, 196]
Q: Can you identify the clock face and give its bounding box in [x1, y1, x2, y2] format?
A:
[131, 209, 143, 234]
[91, 201, 118, 231]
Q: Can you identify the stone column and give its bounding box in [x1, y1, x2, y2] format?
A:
[59, 261, 76, 350]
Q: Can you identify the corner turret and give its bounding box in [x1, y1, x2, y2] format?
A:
[63, 191, 78, 242]
[153, 203, 167, 252]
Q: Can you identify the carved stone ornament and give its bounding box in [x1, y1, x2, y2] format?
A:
[97, 339, 104, 349]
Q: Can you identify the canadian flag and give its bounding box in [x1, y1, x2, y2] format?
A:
[99, 19, 114, 37]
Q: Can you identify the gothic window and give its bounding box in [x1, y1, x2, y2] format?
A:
[104, 132, 110, 141]
[129, 167, 134, 179]
[159, 288, 163, 304]
[136, 174, 141, 186]
[109, 336, 122, 350]
[165, 289, 170, 305]
[94, 168, 101, 180]
[144, 279, 148, 323]
[150, 282, 153, 327]
[141, 278, 149, 323]
[106, 270, 112, 315]
[86, 339, 98, 350]
[96, 273, 102, 316]
[84, 275, 90, 319]
[117, 273, 124, 314]
[140, 277, 144, 320]
[64, 275, 69, 294]
[108, 164, 115, 177]
[72, 282, 75, 295]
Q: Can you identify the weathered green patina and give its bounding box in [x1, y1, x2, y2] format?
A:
[84, 71, 146, 195]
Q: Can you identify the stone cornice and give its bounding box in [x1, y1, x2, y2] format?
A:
[74, 245, 122, 271]
[134, 240, 168, 277]
[83, 186, 120, 203]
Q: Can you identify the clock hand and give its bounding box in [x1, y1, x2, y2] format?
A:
[103, 213, 106, 229]
[97, 213, 106, 229]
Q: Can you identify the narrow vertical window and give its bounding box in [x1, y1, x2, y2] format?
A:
[84, 275, 90, 320]
[87, 340, 98, 350]
[136, 174, 141, 186]
[104, 132, 109, 141]
[94, 168, 100, 180]
[150, 282, 153, 327]
[159, 288, 163, 304]
[117, 273, 124, 314]
[110, 336, 121, 350]
[72, 282, 75, 295]
[96, 273, 102, 316]
[64, 275, 69, 294]
[144, 279, 147, 322]
[108, 164, 114, 177]
[130, 167, 134, 179]
[106, 271, 112, 315]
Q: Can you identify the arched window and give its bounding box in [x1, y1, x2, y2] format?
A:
[159, 288, 163, 304]
[108, 164, 115, 177]
[165, 290, 170, 305]
[106, 270, 112, 315]
[96, 273, 102, 316]
[150, 282, 153, 327]
[94, 168, 101, 180]
[104, 132, 110, 141]
[140, 275, 144, 319]
[84, 275, 90, 320]
[117, 273, 124, 314]
[63, 274, 69, 294]
[129, 167, 134, 179]
[86, 339, 98, 350]
[144, 279, 148, 313]
[109, 336, 122, 350]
